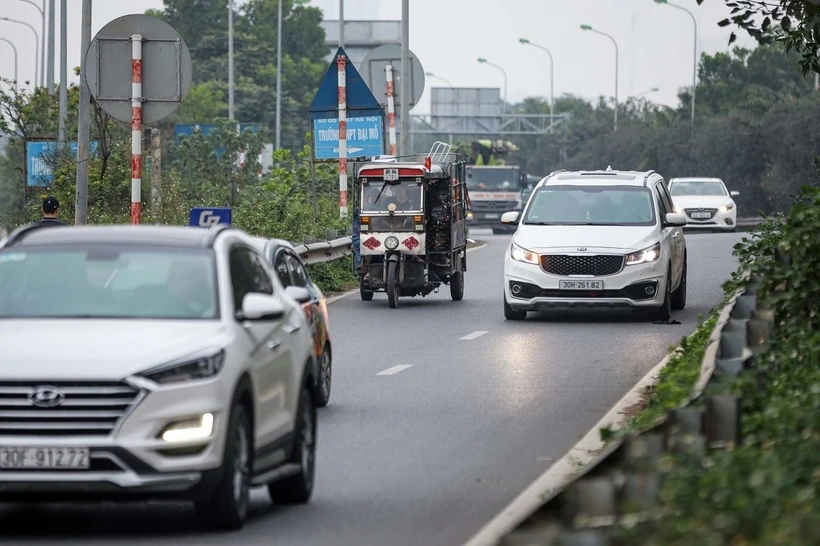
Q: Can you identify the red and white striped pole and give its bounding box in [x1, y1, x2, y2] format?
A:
[131, 34, 143, 225]
[337, 53, 348, 218]
[385, 63, 397, 156]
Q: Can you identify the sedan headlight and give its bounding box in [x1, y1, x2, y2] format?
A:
[719, 203, 735, 213]
[625, 242, 661, 266]
[674, 205, 683, 214]
[139, 349, 226, 384]
[510, 242, 539, 265]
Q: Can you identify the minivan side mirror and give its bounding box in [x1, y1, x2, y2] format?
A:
[501, 211, 520, 225]
[730, 190, 740, 197]
[664, 212, 687, 227]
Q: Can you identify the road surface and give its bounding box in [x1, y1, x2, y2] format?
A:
[0, 231, 744, 546]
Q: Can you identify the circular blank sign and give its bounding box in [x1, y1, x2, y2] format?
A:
[360, 44, 425, 110]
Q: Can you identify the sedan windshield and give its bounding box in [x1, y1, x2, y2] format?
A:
[0, 245, 219, 319]
[361, 181, 422, 213]
[523, 185, 656, 226]
[669, 181, 727, 196]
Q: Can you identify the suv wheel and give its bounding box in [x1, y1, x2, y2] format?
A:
[654, 270, 673, 321]
[671, 257, 687, 310]
[196, 403, 251, 530]
[269, 385, 316, 504]
[314, 344, 332, 408]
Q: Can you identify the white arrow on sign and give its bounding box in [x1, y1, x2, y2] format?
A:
[333, 147, 364, 154]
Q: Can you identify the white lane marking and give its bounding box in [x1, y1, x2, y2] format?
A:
[376, 364, 413, 376]
[325, 242, 489, 306]
[460, 330, 489, 341]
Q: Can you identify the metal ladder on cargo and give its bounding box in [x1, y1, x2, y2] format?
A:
[428, 141, 453, 164]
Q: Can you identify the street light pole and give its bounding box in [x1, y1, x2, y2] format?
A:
[275, 0, 282, 149]
[11, 0, 44, 87]
[0, 38, 19, 89]
[477, 58, 508, 115]
[47, 0, 54, 92]
[228, 0, 234, 121]
[0, 16, 40, 88]
[655, 0, 697, 131]
[75, 0, 92, 225]
[399, 0, 410, 155]
[581, 24, 618, 132]
[519, 38, 554, 125]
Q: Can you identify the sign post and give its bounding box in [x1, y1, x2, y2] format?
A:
[85, 14, 193, 225]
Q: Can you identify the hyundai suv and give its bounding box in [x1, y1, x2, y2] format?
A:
[500, 169, 688, 320]
[0, 223, 320, 530]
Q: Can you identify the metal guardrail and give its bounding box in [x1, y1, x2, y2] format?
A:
[290, 229, 354, 266]
[494, 271, 774, 544]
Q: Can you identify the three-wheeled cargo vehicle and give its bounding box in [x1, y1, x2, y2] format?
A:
[353, 142, 469, 308]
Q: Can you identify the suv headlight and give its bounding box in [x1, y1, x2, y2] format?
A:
[625, 242, 661, 266]
[511, 242, 539, 265]
[719, 203, 735, 212]
[139, 349, 226, 385]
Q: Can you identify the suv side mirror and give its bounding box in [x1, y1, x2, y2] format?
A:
[501, 211, 520, 225]
[240, 293, 285, 321]
[730, 190, 740, 197]
[664, 212, 687, 227]
[285, 285, 312, 304]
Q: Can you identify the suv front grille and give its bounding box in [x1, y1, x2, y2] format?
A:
[540, 255, 624, 276]
[0, 381, 141, 436]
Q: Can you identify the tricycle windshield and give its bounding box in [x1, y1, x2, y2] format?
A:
[361, 181, 423, 213]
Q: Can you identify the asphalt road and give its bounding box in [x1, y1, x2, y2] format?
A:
[0, 231, 744, 546]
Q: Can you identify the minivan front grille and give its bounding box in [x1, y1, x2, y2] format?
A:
[540, 255, 625, 276]
[0, 381, 141, 436]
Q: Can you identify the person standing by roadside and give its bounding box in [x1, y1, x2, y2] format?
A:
[38, 196, 67, 225]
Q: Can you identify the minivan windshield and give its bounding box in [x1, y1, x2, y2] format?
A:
[669, 180, 727, 196]
[0, 245, 219, 319]
[523, 185, 656, 226]
[465, 167, 522, 191]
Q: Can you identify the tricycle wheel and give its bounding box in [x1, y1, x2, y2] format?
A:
[387, 261, 400, 309]
[359, 278, 373, 301]
[450, 271, 464, 301]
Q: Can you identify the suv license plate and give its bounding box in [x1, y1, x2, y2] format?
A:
[559, 280, 603, 290]
[0, 447, 90, 469]
[691, 212, 711, 219]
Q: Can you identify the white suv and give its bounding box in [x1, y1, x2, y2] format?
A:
[501, 169, 688, 321]
[0, 223, 319, 530]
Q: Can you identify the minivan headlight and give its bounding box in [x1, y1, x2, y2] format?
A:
[511, 242, 539, 265]
[139, 349, 226, 384]
[626, 243, 661, 266]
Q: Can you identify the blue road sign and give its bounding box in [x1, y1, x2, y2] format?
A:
[174, 124, 259, 143]
[26, 141, 100, 187]
[189, 207, 232, 228]
[313, 116, 383, 159]
[308, 47, 384, 120]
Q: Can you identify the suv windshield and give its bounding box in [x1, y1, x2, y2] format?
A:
[0, 245, 219, 319]
[361, 181, 422, 213]
[523, 185, 656, 226]
[669, 181, 726, 196]
[465, 167, 522, 191]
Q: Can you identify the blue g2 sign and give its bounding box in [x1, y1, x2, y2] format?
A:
[189, 207, 232, 228]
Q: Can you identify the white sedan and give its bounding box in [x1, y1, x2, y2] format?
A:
[667, 177, 740, 232]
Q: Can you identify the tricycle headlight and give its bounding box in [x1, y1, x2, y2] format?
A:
[385, 235, 399, 250]
[510, 242, 539, 265]
[625, 243, 661, 266]
[139, 349, 226, 385]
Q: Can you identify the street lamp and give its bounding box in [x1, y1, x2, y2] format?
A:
[0, 16, 39, 87]
[276, 0, 311, 149]
[654, 0, 697, 131]
[519, 38, 554, 126]
[10, 0, 44, 88]
[228, 0, 235, 120]
[580, 24, 618, 132]
[477, 57, 508, 114]
[637, 87, 659, 97]
[425, 71, 452, 86]
[0, 37, 19, 89]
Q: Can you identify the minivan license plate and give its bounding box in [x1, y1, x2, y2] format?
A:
[559, 280, 603, 290]
[0, 447, 90, 469]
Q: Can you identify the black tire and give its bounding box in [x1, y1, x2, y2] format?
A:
[450, 271, 464, 301]
[314, 344, 332, 408]
[359, 278, 373, 301]
[195, 403, 252, 531]
[387, 261, 399, 309]
[504, 294, 527, 320]
[654, 269, 673, 321]
[268, 385, 316, 504]
[671, 257, 687, 310]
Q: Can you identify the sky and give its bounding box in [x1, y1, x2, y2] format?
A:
[0, 0, 759, 116]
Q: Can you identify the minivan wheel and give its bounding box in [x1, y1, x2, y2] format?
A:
[268, 385, 316, 504]
[196, 403, 251, 530]
[504, 294, 527, 320]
